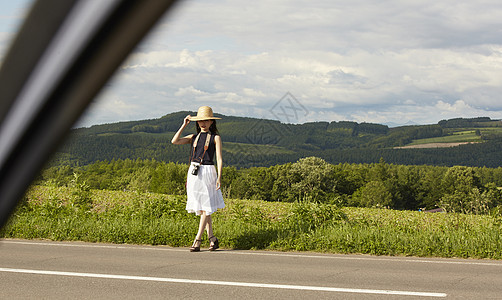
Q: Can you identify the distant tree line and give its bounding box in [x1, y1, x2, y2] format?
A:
[37, 157, 502, 214]
[55, 113, 502, 168]
[438, 117, 498, 128]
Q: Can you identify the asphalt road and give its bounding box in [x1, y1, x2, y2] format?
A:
[0, 239, 501, 299]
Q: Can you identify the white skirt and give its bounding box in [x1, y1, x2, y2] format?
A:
[186, 162, 225, 215]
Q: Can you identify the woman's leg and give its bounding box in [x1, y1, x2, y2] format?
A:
[194, 211, 208, 247]
[205, 214, 213, 238]
[193, 211, 218, 249]
[205, 214, 219, 250]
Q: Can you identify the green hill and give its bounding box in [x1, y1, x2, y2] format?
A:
[55, 114, 502, 168]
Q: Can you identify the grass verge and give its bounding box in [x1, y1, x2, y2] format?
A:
[2, 185, 501, 259]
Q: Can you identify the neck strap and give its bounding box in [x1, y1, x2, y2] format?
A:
[190, 132, 211, 163]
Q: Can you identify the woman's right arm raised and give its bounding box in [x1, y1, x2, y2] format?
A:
[171, 115, 193, 145]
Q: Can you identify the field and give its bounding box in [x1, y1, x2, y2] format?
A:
[394, 127, 502, 149]
[410, 130, 481, 145]
[2, 185, 501, 259]
[395, 142, 476, 149]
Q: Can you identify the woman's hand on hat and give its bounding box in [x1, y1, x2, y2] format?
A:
[183, 115, 191, 126]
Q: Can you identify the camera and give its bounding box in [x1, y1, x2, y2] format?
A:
[191, 162, 200, 175]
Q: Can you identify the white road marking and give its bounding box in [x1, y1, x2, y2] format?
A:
[3, 239, 501, 267]
[0, 267, 447, 297]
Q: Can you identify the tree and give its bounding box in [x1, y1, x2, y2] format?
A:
[287, 157, 336, 202]
[350, 181, 393, 208]
[244, 167, 276, 200]
[150, 162, 187, 195]
[439, 166, 501, 214]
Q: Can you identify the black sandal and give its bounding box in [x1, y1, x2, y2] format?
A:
[208, 236, 219, 251]
[190, 239, 201, 252]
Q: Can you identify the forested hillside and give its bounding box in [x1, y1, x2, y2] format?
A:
[55, 113, 502, 168]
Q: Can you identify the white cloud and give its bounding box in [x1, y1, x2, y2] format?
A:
[435, 100, 472, 114]
[76, 95, 144, 127]
[243, 88, 266, 98]
[175, 86, 207, 97]
[346, 100, 502, 126]
[86, 40, 502, 127]
[5, 0, 502, 127]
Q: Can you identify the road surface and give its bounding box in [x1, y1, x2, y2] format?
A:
[1, 239, 501, 299]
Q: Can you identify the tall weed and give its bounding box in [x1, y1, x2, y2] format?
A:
[2, 185, 502, 259]
[284, 201, 346, 233]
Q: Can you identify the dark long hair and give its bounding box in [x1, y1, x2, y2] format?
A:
[195, 120, 219, 135]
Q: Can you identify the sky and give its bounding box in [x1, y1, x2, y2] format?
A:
[2, 0, 502, 127]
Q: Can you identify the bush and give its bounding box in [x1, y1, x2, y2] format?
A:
[439, 167, 502, 214]
[287, 157, 337, 202]
[149, 162, 187, 194]
[285, 201, 346, 233]
[68, 172, 92, 210]
[350, 181, 393, 208]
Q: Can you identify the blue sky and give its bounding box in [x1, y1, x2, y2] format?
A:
[0, 1, 30, 51]
[2, 0, 502, 127]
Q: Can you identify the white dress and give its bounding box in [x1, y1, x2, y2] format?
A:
[186, 162, 225, 215]
[186, 132, 224, 216]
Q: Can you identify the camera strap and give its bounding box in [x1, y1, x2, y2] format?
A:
[189, 132, 211, 164]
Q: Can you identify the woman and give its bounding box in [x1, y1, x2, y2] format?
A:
[171, 106, 225, 252]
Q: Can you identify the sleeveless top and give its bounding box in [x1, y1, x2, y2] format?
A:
[191, 132, 216, 165]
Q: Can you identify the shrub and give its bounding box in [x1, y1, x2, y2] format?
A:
[149, 162, 187, 194]
[68, 172, 92, 210]
[439, 167, 502, 214]
[350, 181, 393, 208]
[286, 157, 337, 202]
[284, 201, 346, 233]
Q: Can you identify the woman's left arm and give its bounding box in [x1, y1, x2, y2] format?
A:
[215, 135, 223, 190]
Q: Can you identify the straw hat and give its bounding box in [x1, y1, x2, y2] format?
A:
[189, 106, 221, 121]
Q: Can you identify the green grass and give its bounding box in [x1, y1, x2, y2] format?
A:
[409, 127, 502, 146]
[409, 130, 481, 145]
[2, 185, 501, 259]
